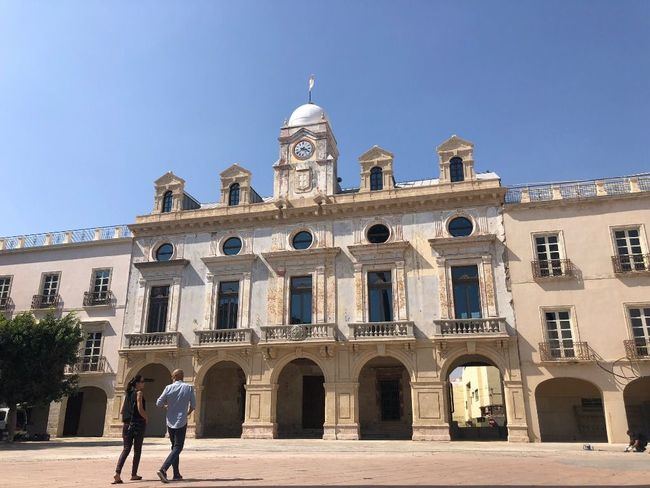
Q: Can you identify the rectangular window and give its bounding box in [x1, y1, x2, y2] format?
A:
[451, 266, 482, 319]
[147, 285, 170, 333]
[629, 306, 650, 356]
[216, 281, 239, 329]
[544, 310, 574, 358]
[534, 234, 563, 276]
[41, 273, 60, 306]
[92, 269, 111, 294]
[614, 227, 646, 271]
[289, 276, 312, 324]
[0, 276, 11, 308]
[81, 332, 102, 371]
[368, 271, 393, 322]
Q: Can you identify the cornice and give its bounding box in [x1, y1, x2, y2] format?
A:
[134, 259, 189, 271]
[429, 234, 498, 248]
[262, 247, 341, 265]
[348, 241, 411, 263]
[201, 254, 257, 267]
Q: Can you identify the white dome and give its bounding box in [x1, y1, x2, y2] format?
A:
[287, 103, 328, 126]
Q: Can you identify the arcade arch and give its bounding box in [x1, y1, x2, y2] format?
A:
[201, 361, 246, 438]
[62, 386, 107, 437]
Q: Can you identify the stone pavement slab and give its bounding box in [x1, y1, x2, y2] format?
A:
[1, 439, 649, 487]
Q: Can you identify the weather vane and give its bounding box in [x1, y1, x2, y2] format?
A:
[308, 74, 315, 103]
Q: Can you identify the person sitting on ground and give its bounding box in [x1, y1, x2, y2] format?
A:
[625, 430, 648, 452]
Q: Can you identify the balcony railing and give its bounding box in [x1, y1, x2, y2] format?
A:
[0, 296, 12, 311]
[261, 324, 336, 343]
[434, 318, 507, 337]
[65, 356, 109, 374]
[624, 339, 650, 360]
[532, 259, 574, 279]
[31, 294, 61, 309]
[612, 254, 650, 274]
[124, 332, 180, 349]
[539, 341, 593, 361]
[0, 224, 132, 251]
[349, 321, 415, 340]
[83, 290, 114, 307]
[195, 328, 253, 346]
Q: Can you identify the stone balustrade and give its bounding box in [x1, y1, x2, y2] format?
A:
[124, 331, 180, 349]
[433, 318, 507, 337]
[194, 328, 253, 346]
[348, 321, 414, 340]
[261, 323, 336, 343]
[0, 224, 132, 251]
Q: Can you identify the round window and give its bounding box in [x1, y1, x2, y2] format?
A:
[367, 224, 390, 244]
[292, 231, 313, 250]
[155, 243, 174, 261]
[448, 217, 474, 237]
[222, 237, 243, 256]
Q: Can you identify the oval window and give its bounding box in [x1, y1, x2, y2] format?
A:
[292, 231, 313, 250]
[448, 217, 474, 237]
[367, 224, 390, 244]
[222, 237, 243, 256]
[155, 243, 174, 261]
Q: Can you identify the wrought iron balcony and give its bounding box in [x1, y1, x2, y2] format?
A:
[83, 290, 114, 307]
[532, 259, 574, 279]
[0, 296, 12, 311]
[31, 294, 61, 309]
[195, 328, 253, 346]
[261, 324, 336, 343]
[349, 321, 414, 340]
[538, 341, 593, 362]
[124, 331, 180, 349]
[434, 318, 508, 337]
[624, 339, 650, 360]
[65, 356, 110, 374]
[612, 254, 650, 274]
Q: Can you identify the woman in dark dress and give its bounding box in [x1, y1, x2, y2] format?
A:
[112, 375, 148, 484]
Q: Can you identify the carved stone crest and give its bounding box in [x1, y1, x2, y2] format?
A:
[289, 325, 307, 341]
[295, 168, 312, 193]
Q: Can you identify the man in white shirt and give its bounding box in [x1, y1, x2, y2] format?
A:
[155, 369, 196, 483]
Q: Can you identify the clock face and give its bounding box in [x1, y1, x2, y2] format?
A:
[293, 140, 314, 160]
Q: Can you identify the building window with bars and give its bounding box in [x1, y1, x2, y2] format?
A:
[613, 227, 647, 272]
[544, 310, 575, 358]
[228, 183, 240, 206]
[81, 332, 103, 371]
[0, 276, 11, 309]
[162, 191, 173, 213]
[368, 271, 393, 322]
[217, 281, 239, 329]
[629, 306, 650, 357]
[147, 285, 170, 333]
[40, 273, 60, 306]
[86, 269, 111, 305]
[450, 157, 464, 182]
[534, 234, 564, 276]
[289, 276, 312, 325]
[370, 166, 383, 191]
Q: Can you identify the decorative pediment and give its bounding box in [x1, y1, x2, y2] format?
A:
[348, 241, 410, 264]
[436, 135, 474, 152]
[359, 145, 394, 162]
[134, 259, 189, 280]
[220, 163, 252, 179]
[429, 234, 497, 257]
[154, 171, 185, 187]
[262, 247, 340, 272]
[201, 254, 257, 275]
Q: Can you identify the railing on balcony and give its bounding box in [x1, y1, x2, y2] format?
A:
[83, 290, 114, 307]
[532, 259, 574, 279]
[434, 318, 507, 337]
[65, 356, 110, 374]
[349, 321, 414, 340]
[195, 328, 253, 346]
[31, 294, 61, 309]
[0, 296, 12, 311]
[261, 324, 336, 342]
[124, 332, 180, 348]
[539, 341, 593, 361]
[0, 224, 132, 251]
[612, 254, 650, 274]
[624, 339, 650, 360]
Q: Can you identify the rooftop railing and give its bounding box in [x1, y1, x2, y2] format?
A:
[0, 225, 132, 251]
[505, 174, 650, 204]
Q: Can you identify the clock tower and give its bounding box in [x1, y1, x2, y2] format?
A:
[273, 102, 339, 202]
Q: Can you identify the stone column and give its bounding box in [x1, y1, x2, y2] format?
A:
[189, 385, 203, 438]
[602, 389, 629, 443]
[394, 260, 407, 321]
[241, 383, 277, 439]
[325, 381, 360, 440]
[411, 381, 450, 440]
[46, 399, 65, 438]
[353, 263, 365, 322]
[503, 380, 530, 442]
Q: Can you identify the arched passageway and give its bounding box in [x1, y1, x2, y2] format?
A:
[358, 356, 412, 439]
[62, 386, 107, 436]
[276, 358, 325, 438]
[624, 376, 650, 436]
[447, 356, 507, 441]
[137, 363, 171, 437]
[201, 361, 246, 438]
[535, 377, 607, 442]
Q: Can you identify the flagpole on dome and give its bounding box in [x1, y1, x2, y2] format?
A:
[308, 75, 315, 104]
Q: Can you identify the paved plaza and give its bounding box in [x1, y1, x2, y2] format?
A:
[1, 438, 649, 487]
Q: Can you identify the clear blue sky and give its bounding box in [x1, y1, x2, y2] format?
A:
[1, 0, 648, 236]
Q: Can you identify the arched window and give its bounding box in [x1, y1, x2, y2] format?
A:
[162, 191, 173, 213]
[370, 166, 383, 191]
[228, 183, 240, 206]
[450, 157, 464, 182]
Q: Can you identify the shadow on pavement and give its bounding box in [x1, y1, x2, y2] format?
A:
[0, 440, 123, 449]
